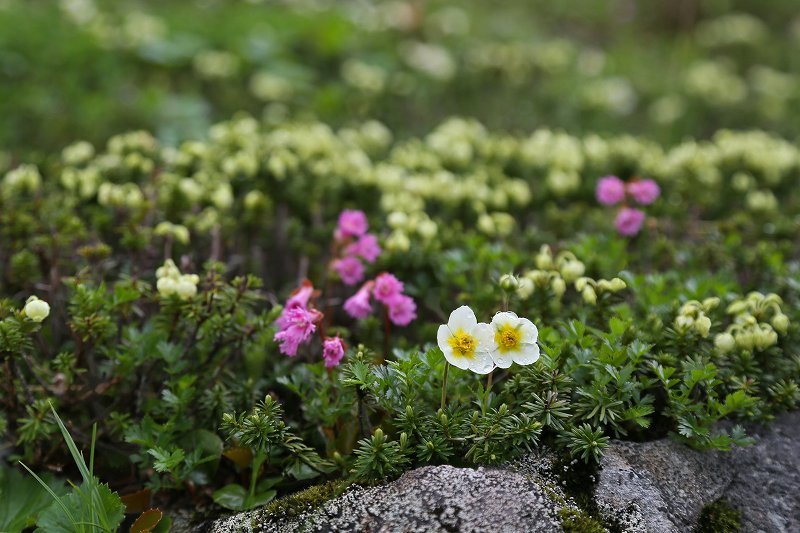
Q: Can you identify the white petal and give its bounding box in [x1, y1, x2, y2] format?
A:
[469, 350, 495, 374]
[490, 349, 513, 369]
[491, 311, 518, 329]
[448, 305, 477, 332]
[472, 322, 497, 352]
[513, 343, 540, 366]
[445, 352, 470, 370]
[519, 318, 539, 343]
[437, 324, 451, 354]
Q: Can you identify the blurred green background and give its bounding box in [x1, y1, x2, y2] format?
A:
[2, 0, 800, 159]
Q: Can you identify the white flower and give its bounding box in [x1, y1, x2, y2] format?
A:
[488, 312, 540, 369]
[24, 296, 50, 322]
[437, 306, 495, 374]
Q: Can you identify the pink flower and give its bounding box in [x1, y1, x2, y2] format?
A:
[627, 179, 660, 205]
[346, 233, 382, 263]
[614, 207, 646, 237]
[387, 294, 416, 326]
[333, 257, 365, 286]
[277, 280, 315, 329]
[322, 337, 346, 368]
[344, 282, 374, 319]
[274, 307, 320, 356]
[336, 210, 369, 239]
[596, 176, 626, 206]
[373, 273, 404, 305]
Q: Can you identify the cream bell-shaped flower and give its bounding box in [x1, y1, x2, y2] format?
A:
[488, 311, 540, 369]
[437, 306, 495, 374]
[24, 296, 50, 322]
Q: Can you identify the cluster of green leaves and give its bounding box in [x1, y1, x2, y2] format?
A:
[0, 264, 291, 524]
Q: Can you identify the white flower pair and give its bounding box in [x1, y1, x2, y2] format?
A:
[437, 305, 540, 374]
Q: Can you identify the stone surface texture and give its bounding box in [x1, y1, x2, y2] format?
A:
[597, 411, 800, 533]
[212, 464, 564, 532]
[210, 411, 800, 533]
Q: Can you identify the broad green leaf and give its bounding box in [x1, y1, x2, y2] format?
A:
[212, 484, 248, 511]
[0, 466, 66, 532]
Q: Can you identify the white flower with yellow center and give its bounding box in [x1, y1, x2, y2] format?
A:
[488, 312, 540, 368]
[437, 306, 495, 374]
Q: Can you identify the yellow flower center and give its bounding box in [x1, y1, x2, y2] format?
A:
[495, 323, 521, 353]
[448, 328, 476, 358]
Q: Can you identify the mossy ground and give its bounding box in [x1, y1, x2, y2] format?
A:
[256, 479, 351, 524]
[695, 499, 741, 533]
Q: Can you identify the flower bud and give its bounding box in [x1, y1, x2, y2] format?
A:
[771, 313, 789, 335]
[701, 297, 720, 311]
[559, 260, 585, 283]
[535, 245, 553, 270]
[734, 331, 754, 351]
[157, 277, 177, 297]
[417, 219, 438, 239]
[674, 315, 694, 332]
[582, 286, 597, 305]
[694, 315, 711, 337]
[575, 277, 590, 292]
[387, 211, 408, 229]
[597, 279, 612, 292]
[173, 225, 190, 245]
[726, 301, 748, 314]
[516, 278, 534, 300]
[175, 277, 198, 300]
[551, 277, 566, 298]
[24, 296, 50, 322]
[386, 230, 411, 252]
[714, 332, 735, 353]
[609, 278, 627, 292]
[499, 274, 519, 292]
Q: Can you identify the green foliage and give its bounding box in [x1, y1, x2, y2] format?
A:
[0, 466, 67, 532]
[22, 406, 124, 533]
[260, 480, 350, 521]
[558, 507, 606, 533]
[1, 4, 799, 513]
[695, 499, 742, 533]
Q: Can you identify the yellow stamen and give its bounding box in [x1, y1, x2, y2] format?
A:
[495, 323, 521, 353]
[448, 328, 476, 358]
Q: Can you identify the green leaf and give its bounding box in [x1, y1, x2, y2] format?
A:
[148, 447, 185, 473]
[180, 429, 223, 484]
[248, 489, 277, 509]
[36, 483, 124, 533]
[0, 467, 67, 532]
[212, 484, 248, 511]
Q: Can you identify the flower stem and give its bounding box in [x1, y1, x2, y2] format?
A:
[440, 362, 450, 411]
[382, 307, 390, 363]
[484, 370, 494, 413]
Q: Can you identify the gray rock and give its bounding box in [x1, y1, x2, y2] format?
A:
[597, 411, 800, 533]
[212, 464, 566, 533]
[724, 411, 800, 533]
[211, 412, 800, 533]
[596, 439, 734, 532]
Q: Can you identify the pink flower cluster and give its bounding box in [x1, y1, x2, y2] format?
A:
[331, 210, 382, 286]
[344, 273, 416, 326]
[322, 337, 346, 368]
[274, 280, 322, 356]
[273, 280, 349, 368]
[595, 176, 660, 236]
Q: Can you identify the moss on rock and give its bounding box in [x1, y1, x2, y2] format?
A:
[695, 499, 741, 533]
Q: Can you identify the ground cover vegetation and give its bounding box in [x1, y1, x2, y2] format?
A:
[0, 0, 798, 530]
